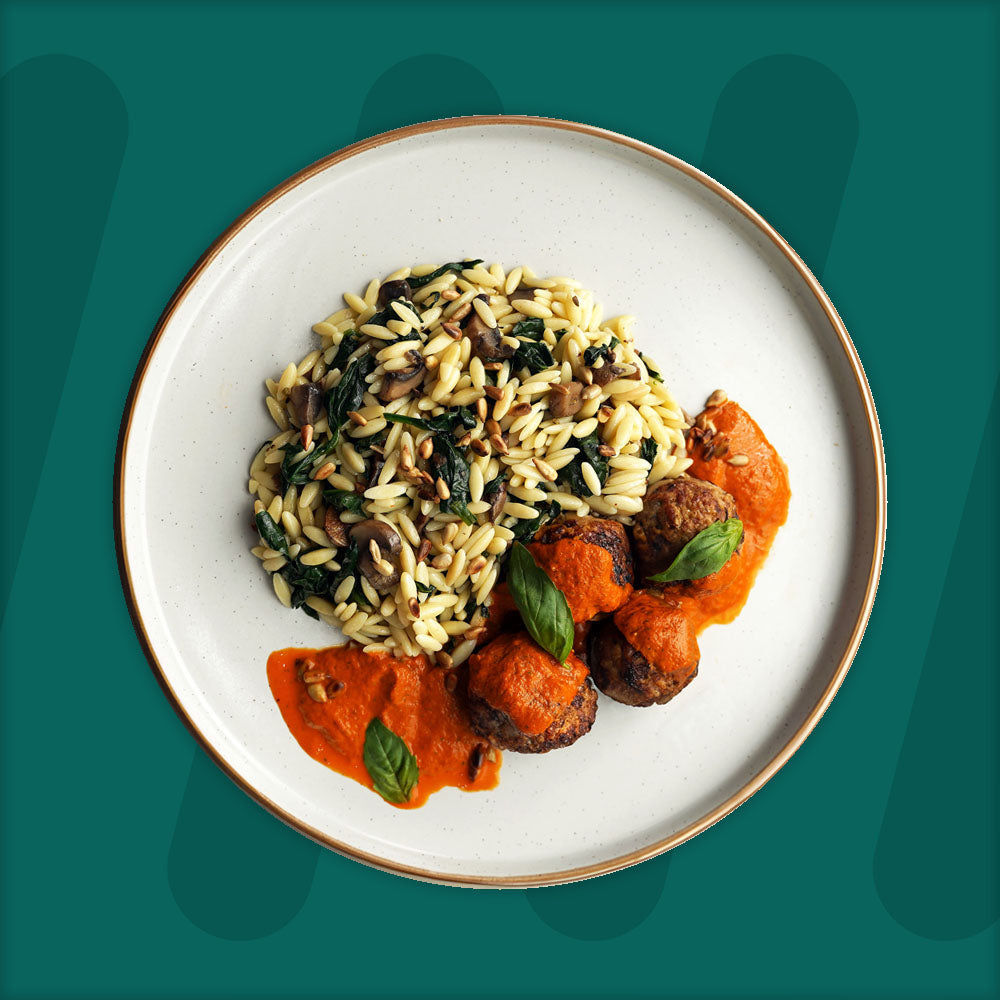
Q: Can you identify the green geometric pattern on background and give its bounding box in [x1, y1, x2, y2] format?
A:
[1, 2, 997, 997]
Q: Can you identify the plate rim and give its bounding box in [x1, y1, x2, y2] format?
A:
[113, 114, 887, 888]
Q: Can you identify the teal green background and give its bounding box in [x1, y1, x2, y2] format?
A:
[2, 1, 997, 997]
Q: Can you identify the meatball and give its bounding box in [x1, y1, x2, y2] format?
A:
[527, 516, 633, 622]
[632, 476, 739, 581]
[467, 632, 597, 753]
[588, 591, 699, 707]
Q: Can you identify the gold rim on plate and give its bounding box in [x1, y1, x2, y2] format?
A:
[113, 115, 887, 888]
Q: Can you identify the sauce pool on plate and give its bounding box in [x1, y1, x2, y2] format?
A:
[266, 646, 500, 808]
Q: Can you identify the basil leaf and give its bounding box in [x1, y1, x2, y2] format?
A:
[506, 542, 574, 663]
[640, 436, 658, 466]
[322, 488, 364, 514]
[363, 718, 419, 804]
[407, 259, 483, 290]
[512, 340, 555, 375]
[325, 355, 375, 444]
[648, 518, 744, 583]
[255, 510, 289, 556]
[510, 317, 545, 340]
[509, 499, 561, 543]
[583, 336, 619, 367]
[558, 432, 609, 498]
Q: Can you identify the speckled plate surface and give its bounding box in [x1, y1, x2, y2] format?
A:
[115, 117, 884, 886]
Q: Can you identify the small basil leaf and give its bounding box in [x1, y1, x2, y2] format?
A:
[407, 259, 483, 290]
[510, 317, 545, 340]
[506, 542, 574, 664]
[255, 510, 289, 556]
[648, 518, 744, 583]
[363, 718, 419, 804]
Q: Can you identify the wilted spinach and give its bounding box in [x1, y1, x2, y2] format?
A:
[509, 499, 562, 543]
[255, 510, 289, 555]
[583, 336, 620, 368]
[327, 538, 368, 607]
[325, 355, 376, 445]
[329, 330, 361, 372]
[280, 435, 338, 487]
[638, 351, 664, 383]
[383, 407, 476, 436]
[558, 432, 609, 497]
[322, 488, 365, 514]
[640, 437, 658, 466]
[510, 318, 545, 340]
[512, 340, 555, 375]
[429, 436, 475, 525]
[407, 259, 483, 290]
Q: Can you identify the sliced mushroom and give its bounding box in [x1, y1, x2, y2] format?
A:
[376, 279, 413, 308]
[590, 361, 625, 387]
[324, 508, 348, 547]
[366, 452, 385, 489]
[349, 520, 402, 591]
[464, 298, 515, 361]
[378, 349, 426, 402]
[288, 382, 322, 426]
[548, 381, 583, 418]
[483, 478, 508, 523]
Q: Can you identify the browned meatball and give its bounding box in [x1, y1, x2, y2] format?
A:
[528, 516, 634, 622]
[632, 476, 739, 581]
[467, 632, 597, 753]
[588, 592, 699, 707]
[467, 683, 598, 754]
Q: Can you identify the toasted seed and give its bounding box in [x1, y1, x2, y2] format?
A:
[408, 596, 421, 618]
[485, 418, 501, 437]
[464, 625, 486, 642]
[532, 456, 558, 481]
[301, 668, 328, 684]
[376, 558, 395, 576]
[327, 680, 345, 697]
[467, 555, 487, 575]
[313, 461, 336, 480]
[597, 405, 614, 423]
[484, 385, 503, 401]
[306, 683, 328, 703]
[597, 444, 616, 457]
[444, 672, 458, 692]
[483, 361, 503, 371]
[347, 410, 367, 427]
[418, 438, 434, 460]
[300, 424, 314, 450]
[471, 438, 490, 456]
[417, 538, 432, 562]
[443, 522, 459, 545]
[706, 389, 728, 408]
[581, 383, 601, 400]
[424, 355, 440, 372]
[435, 650, 454, 669]
[581, 368, 594, 385]
[476, 397, 488, 422]
[436, 477, 451, 501]
[451, 301, 472, 321]
[490, 433, 509, 456]
[727, 453, 750, 467]
[457, 431, 472, 448]
[468, 743, 487, 781]
[508, 402, 531, 418]
[369, 539, 382, 563]
[440, 288, 460, 301]
[400, 444, 414, 470]
[702, 444, 716, 461]
[442, 321, 462, 340]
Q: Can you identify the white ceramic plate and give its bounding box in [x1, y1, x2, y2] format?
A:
[116, 117, 884, 886]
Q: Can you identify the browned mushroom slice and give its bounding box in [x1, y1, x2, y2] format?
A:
[288, 382, 322, 426]
[466, 309, 514, 361]
[349, 520, 402, 591]
[324, 507, 348, 547]
[590, 361, 624, 387]
[483, 477, 508, 523]
[548, 381, 583, 417]
[378, 349, 426, 402]
[376, 279, 413, 307]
